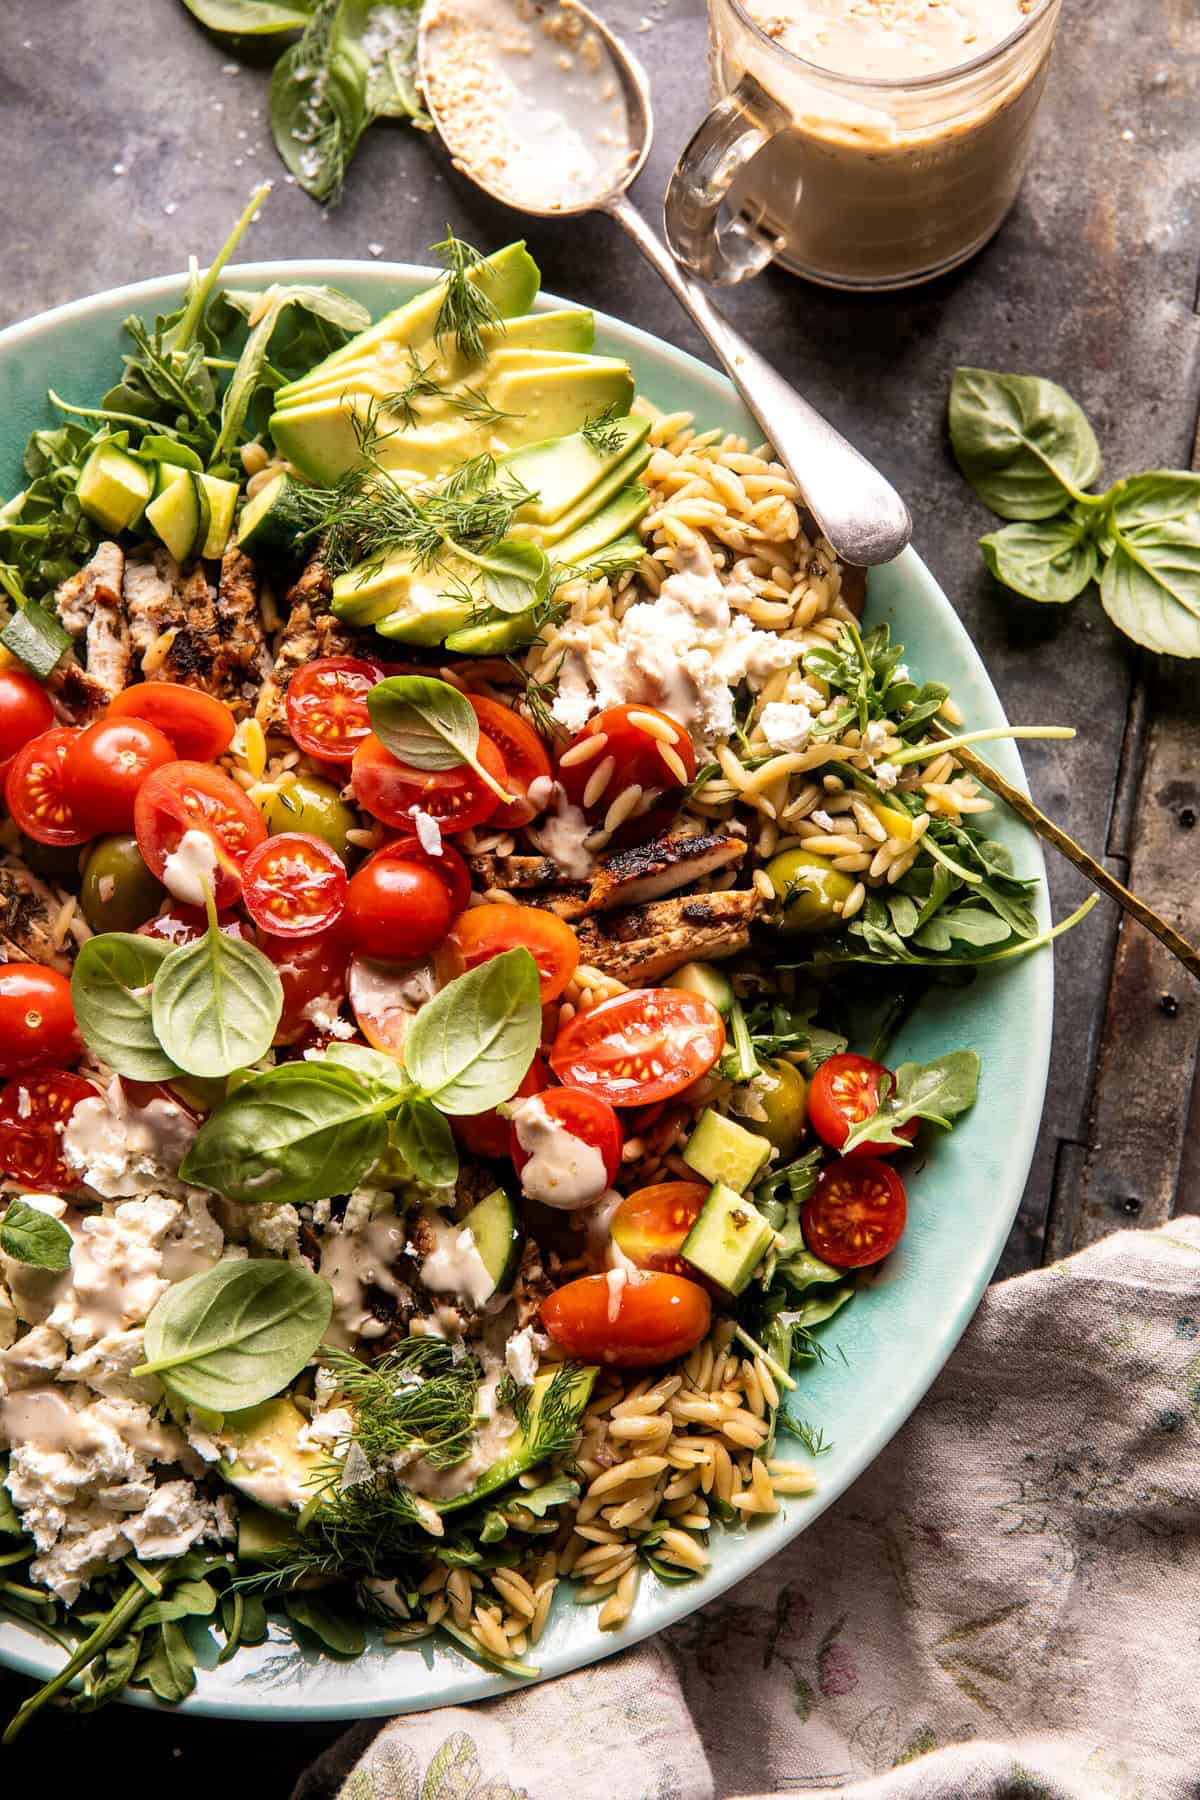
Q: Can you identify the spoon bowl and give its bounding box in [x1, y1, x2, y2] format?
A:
[417, 0, 912, 567]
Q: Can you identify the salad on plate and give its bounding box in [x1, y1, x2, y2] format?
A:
[0, 210, 1073, 1732]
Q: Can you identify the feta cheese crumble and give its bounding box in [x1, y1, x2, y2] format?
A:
[412, 809, 443, 856]
[759, 700, 814, 752]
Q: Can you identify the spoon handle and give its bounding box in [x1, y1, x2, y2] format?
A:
[606, 192, 911, 568]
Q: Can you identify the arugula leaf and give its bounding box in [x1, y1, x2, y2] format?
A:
[71, 933, 181, 1080]
[134, 1258, 332, 1410]
[514, 1475, 580, 1518]
[152, 900, 283, 1078]
[0, 1200, 73, 1272]
[949, 368, 1102, 519]
[137, 1619, 198, 1704]
[981, 512, 1098, 604]
[368, 674, 513, 804]
[405, 949, 542, 1116]
[210, 282, 369, 466]
[840, 1049, 980, 1154]
[180, 1061, 394, 1204]
[390, 1097, 459, 1186]
[284, 1591, 366, 1656]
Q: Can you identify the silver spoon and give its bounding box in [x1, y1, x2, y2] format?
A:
[416, 0, 911, 567]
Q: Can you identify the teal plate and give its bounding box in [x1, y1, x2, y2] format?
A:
[0, 262, 1051, 1720]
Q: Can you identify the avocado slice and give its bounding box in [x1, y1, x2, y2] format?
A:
[537, 441, 652, 547]
[680, 1181, 775, 1296]
[682, 1111, 772, 1194]
[274, 241, 540, 405]
[219, 1396, 330, 1515]
[484, 355, 635, 445]
[76, 443, 154, 535]
[332, 544, 481, 641]
[549, 486, 651, 568]
[437, 1364, 598, 1515]
[503, 416, 649, 527]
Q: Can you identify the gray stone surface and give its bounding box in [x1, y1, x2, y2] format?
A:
[1, 0, 1198, 1772]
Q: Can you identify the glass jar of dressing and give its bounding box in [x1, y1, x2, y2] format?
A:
[665, 0, 1063, 291]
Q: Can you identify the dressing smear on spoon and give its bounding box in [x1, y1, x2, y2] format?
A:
[420, 0, 637, 212]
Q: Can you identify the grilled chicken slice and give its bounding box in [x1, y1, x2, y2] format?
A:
[153, 565, 224, 690]
[0, 855, 77, 970]
[49, 543, 131, 721]
[573, 889, 764, 984]
[123, 545, 187, 657]
[215, 546, 272, 701]
[255, 555, 372, 731]
[467, 833, 746, 922]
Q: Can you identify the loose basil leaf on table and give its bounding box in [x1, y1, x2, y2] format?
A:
[390, 1096, 459, 1187]
[368, 673, 513, 801]
[134, 1258, 332, 1410]
[980, 513, 1099, 604]
[405, 947, 542, 1115]
[180, 1061, 396, 1204]
[0, 1200, 73, 1272]
[181, 0, 313, 30]
[840, 1048, 981, 1155]
[1098, 472, 1200, 658]
[152, 911, 283, 1079]
[71, 932, 182, 1080]
[949, 368, 1102, 519]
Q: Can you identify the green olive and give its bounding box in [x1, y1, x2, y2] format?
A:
[746, 1057, 808, 1156]
[766, 848, 854, 934]
[80, 835, 164, 934]
[263, 775, 356, 864]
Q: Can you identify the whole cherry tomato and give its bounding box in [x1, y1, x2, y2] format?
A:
[541, 1271, 711, 1367]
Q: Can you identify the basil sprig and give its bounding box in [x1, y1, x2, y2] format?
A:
[950, 367, 1200, 657]
[133, 1259, 333, 1410]
[180, 949, 542, 1203]
[0, 1200, 73, 1272]
[838, 1049, 980, 1155]
[368, 674, 514, 806]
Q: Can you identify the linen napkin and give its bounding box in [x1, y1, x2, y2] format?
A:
[295, 1218, 1200, 1800]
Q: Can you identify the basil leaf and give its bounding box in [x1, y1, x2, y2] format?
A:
[840, 1049, 980, 1154]
[0, 597, 72, 679]
[390, 1098, 459, 1186]
[949, 368, 1102, 519]
[182, 0, 313, 30]
[368, 673, 512, 803]
[71, 932, 182, 1080]
[180, 1062, 393, 1204]
[284, 1592, 366, 1657]
[1098, 473, 1200, 658]
[405, 949, 541, 1116]
[134, 1258, 332, 1410]
[0, 1200, 73, 1272]
[457, 537, 550, 615]
[980, 514, 1098, 603]
[152, 918, 283, 1079]
[321, 1041, 411, 1092]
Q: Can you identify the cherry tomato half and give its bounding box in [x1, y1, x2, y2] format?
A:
[802, 1157, 907, 1269]
[0, 1069, 97, 1191]
[348, 954, 434, 1057]
[509, 1085, 623, 1202]
[242, 832, 348, 939]
[352, 732, 508, 835]
[467, 695, 552, 829]
[551, 988, 725, 1107]
[557, 703, 695, 823]
[610, 1182, 709, 1276]
[285, 656, 383, 765]
[541, 1271, 711, 1367]
[62, 716, 176, 835]
[345, 857, 452, 961]
[266, 931, 351, 1046]
[807, 1053, 918, 1158]
[138, 904, 250, 946]
[437, 903, 579, 1005]
[362, 835, 471, 920]
[106, 682, 236, 761]
[0, 669, 54, 769]
[6, 728, 90, 847]
[134, 761, 267, 908]
[453, 1053, 549, 1160]
[0, 964, 79, 1076]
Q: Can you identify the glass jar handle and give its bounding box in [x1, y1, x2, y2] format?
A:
[664, 72, 792, 285]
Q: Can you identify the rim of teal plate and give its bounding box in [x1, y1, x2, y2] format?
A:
[0, 260, 1052, 1721]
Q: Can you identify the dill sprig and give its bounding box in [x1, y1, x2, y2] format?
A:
[380, 349, 447, 429]
[432, 229, 503, 363]
[526, 1363, 593, 1461]
[323, 1339, 481, 1469]
[453, 384, 517, 428]
[581, 403, 628, 455]
[506, 656, 566, 743]
[788, 1418, 832, 1458]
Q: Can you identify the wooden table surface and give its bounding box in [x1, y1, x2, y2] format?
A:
[1, 0, 1198, 1786]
